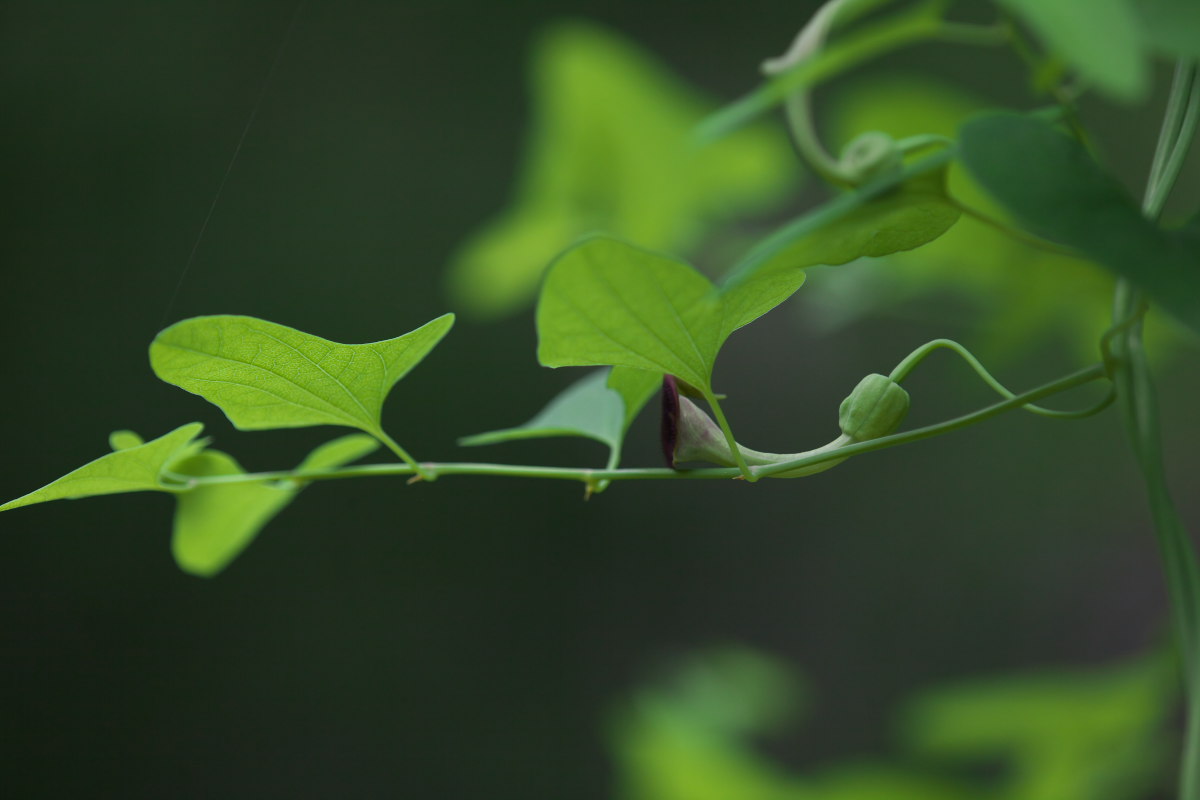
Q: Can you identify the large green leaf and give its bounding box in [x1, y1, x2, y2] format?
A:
[536, 158, 959, 392]
[445, 21, 796, 318]
[170, 434, 378, 577]
[150, 314, 454, 439]
[1136, 0, 1200, 59]
[0, 423, 205, 512]
[998, 0, 1148, 101]
[537, 237, 724, 389]
[959, 112, 1200, 334]
[458, 366, 659, 471]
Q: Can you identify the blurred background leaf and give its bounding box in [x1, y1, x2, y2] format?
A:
[444, 21, 800, 319]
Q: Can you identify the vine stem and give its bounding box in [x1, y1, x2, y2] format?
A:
[1114, 59, 1200, 800]
[164, 363, 1107, 489]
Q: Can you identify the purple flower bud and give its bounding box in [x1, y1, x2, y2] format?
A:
[660, 375, 739, 469]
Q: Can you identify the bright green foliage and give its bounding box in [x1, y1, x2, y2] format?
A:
[998, 0, 1147, 101]
[444, 21, 796, 318]
[459, 367, 658, 471]
[537, 174, 958, 394]
[0, 423, 205, 512]
[898, 654, 1177, 800]
[819, 75, 1120, 357]
[726, 160, 959, 331]
[170, 434, 378, 577]
[959, 113, 1200, 335]
[610, 647, 808, 800]
[610, 647, 975, 800]
[611, 647, 1176, 800]
[150, 314, 454, 441]
[538, 237, 726, 389]
[108, 429, 145, 451]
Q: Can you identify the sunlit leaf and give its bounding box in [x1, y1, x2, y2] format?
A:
[0, 423, 205, 512]
[998, 0, 1148, 101]
[537, 237, 725, 390]
[170, 434, 378, 577]
[108, 429, 145, 451]
[959, 112, 1200, 334]
[459, 367, 658, 472]
[897, 654, 1176, 800]
[445, 21, 797, 318]
[722, 156, 959, 335]
[537, 161, 960, 392]
[150, 314, 455, 440]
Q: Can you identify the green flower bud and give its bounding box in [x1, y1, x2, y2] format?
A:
[838, 374, 909, 441]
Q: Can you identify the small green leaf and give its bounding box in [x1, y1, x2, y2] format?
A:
[0, 423, 205, 512]
[459, 367, 658, 472]
[998, 0, 1148, 101]
[722, 156, 959, 335]
[171, 434, 378, 577]
[150, 314, 454, 441]
[108, 430, 145, 451]
[959, 112, 1200, 334]
[460, 370, 625, 450]
[445, 21, 796, 318]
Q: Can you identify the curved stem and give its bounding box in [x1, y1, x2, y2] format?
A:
[889, 338, 1112, 419]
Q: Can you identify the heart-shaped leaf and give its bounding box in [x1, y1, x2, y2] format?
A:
[171, 434, 378, 577]
[0, 423, 205, 512]
[959, 112, 1200, 334]
[150, 314, 454, 442]
[538, 164, 959, 392]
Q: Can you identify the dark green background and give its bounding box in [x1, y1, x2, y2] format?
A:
[1, 1, 1197, 797]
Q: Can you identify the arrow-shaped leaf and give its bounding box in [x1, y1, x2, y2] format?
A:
[170, 434, 378, 577]
[0, 423, 205, 512]
[150, 314, 454, 470]
[458, 366, 659, 472]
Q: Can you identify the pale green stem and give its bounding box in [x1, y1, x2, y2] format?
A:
[372, 429, 433, 482]
[889, 338, 1113, 419]
[1113, 58, 1200, 800]
[164, 364, 1107, 490]
[702, 388, 756, 481]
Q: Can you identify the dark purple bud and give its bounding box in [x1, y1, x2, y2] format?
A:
[660, 375, 739, 469]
